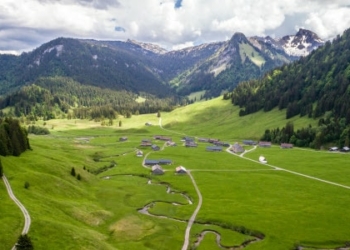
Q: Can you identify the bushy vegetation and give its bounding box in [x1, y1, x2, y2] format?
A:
[27, 125, 50, 135]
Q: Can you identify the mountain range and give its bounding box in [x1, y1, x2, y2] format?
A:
[0, 29, 324, 100]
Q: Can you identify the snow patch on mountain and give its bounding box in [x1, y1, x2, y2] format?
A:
[279, 29, 325, 57]
[44, 44, 64, 56]
[282, 36, 311, 57]
[250, 29, 324, 58]
[127, 39, 168, 54]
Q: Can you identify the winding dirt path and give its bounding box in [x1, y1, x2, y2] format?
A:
[181, 171, 203, 250]
[2, 174, 31, 250]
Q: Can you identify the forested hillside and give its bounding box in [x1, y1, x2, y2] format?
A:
[0, 38, 174, 97]
[0, 77, 179, 120]
[226, 28, 350, 148]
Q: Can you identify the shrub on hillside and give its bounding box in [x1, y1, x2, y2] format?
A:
[27, 125, 50, 135]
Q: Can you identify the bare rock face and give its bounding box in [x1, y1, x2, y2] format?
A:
[278, 28, 325, 57]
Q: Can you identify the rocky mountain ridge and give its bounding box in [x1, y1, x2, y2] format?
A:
[0, 29, 325, 99]
[127, 28, 324, 58]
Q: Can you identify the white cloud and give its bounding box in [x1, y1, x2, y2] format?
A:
[0, 0, 349, 53]
[305, 7, 350, 39]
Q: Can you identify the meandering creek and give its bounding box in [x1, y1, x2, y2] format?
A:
[137, 178, 264, 249]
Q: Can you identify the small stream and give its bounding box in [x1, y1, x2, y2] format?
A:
[194, 230, 262, 250]
[139, 178, 263, 249]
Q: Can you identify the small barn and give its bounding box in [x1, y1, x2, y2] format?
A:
[119, 136, 128, 142]
[159, 159, 172, 165]
[136, 150, 143, 157]
[243, 140, 257, 145]
[140, 139, 152, 147]
[185, 141, 198, 147]
[259, 141, 272, 147]
[280, 143, 293, 149]
[206, 146, 222, 152]
[215, 141, 230, 147]
[154, 135, 172, 141]
[230, 143, 245, 153]
[208, 138, 220, 144]
[341, 146, 350, 152]
[175, 166, 187, 174]
[151, 165, 164, 175]
[145, 159, 159, 166]
[151, 144, 160, 151]
[183, 136, 195, 142]
[198, 138, 209, 142]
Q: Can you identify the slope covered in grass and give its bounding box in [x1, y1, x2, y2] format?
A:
[162, 97, 318, 140]
[0, 99, 349, 250]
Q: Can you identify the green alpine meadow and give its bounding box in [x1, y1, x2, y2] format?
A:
[1, 95, 350, 249]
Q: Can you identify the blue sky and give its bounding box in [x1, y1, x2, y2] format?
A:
[0, 0, 350, 54]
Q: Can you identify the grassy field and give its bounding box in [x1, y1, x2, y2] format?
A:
[1, 97, 350, 249]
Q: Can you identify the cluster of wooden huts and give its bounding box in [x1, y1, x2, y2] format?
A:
[133, 133, 295, 175]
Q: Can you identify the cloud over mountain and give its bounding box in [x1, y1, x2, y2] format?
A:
[0, 0, 349, 54]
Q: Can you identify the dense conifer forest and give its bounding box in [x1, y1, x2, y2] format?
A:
[225, 28, 350, 148]
[0, 117, 30, 156]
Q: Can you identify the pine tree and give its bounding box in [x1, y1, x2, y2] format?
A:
[71, 167, 76, 177]
[16, 234, 33, 250]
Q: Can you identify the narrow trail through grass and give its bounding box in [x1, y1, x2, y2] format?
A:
[2, 175, 31, 250]
[181, 171, 202, 250]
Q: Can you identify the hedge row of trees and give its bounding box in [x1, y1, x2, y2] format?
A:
[0, 117, 30, 156]
[261, 118, 350, 149]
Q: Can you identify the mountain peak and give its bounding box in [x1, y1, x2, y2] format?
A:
[278, 28, 324, 57]
[230, 32, 249, 43]
[296, 28, 317, 37]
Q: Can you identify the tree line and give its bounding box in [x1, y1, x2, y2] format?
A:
[261, 117, 350, 149]
[0, 117, 30, 156]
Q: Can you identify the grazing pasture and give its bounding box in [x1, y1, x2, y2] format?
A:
[1, 98, 349, 249]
